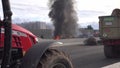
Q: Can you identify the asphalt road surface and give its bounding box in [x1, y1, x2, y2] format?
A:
[58, 45, 120, 68]
[39, 38, 120, 68]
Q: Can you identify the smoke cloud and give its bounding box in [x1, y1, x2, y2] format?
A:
[49, 0, 78, 38]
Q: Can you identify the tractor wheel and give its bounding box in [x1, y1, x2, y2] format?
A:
[37, 49, 73, 68]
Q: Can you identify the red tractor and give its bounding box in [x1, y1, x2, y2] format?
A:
[0, 0, 73, 68]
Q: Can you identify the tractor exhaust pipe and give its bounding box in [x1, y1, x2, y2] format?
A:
[1, 0, 12, 68]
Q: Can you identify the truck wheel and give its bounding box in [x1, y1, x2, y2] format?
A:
[37, 49, 73, 68]
[104, 45, 117, 58]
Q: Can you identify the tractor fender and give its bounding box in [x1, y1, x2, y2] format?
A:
[20, 41, 63, 68]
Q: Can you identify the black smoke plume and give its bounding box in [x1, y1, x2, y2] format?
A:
[49, 0, 78, 39]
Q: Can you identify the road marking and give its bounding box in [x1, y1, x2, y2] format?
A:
[102, 62, 120, 68]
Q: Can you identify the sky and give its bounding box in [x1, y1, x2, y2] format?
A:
[0, 0, 120, 29]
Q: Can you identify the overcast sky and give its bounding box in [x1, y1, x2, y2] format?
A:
[0, 0, 120, 29]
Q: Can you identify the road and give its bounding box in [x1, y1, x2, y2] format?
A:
[59, 45, 120, 68]
[39, 38, 120, 68]
[39, 38, 88, 46]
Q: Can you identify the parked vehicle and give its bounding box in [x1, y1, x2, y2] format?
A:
[99, 9, 120, 58]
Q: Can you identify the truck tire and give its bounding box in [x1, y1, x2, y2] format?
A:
[37, 48, 73, 68]
[104, 45, 117, 58]
[104, 45, 113, 58]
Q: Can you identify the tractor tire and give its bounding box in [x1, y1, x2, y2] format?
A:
[37, 49, 73, 68]
[104, 45, 118, 58]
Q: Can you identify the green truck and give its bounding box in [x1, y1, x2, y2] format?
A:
[99, 12, 120, 58]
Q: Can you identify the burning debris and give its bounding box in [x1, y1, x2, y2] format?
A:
[49, 0, 78, 39]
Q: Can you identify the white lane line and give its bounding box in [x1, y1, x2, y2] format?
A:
[102, 62, 120, 68]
